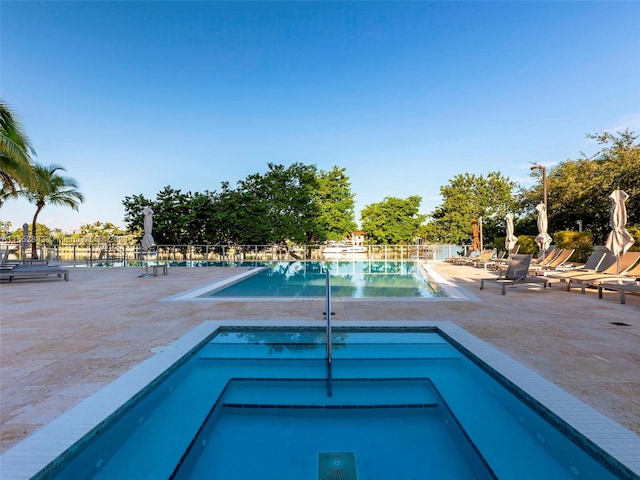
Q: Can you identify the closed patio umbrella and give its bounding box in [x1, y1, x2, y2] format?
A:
[505, 213, 518, 253]
[605, 189, 634, 273]
[141, 206, 154, 252]
[472, 218, 481, 252]
[140, 206, 155, 277]
[535, 203, 552, 259]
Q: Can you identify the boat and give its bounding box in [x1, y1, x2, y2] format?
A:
[341, 245, 367, 254]
[321, 243, 368, 255]
[322, 243, 347, 254]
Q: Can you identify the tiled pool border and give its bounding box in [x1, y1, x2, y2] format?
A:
[160, 263, 480, 302]
[1, 320, 638, 480]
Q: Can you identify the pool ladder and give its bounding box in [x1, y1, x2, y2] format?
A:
[324, 269, 333, 397]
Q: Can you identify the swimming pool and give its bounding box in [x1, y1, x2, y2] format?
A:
[163, 261, 473, 301]
[205, 261, 444, 299]
[4, 321, 638, 479]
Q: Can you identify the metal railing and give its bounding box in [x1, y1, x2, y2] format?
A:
[1, 242, 463, 265]
[324, 268, 333, 397]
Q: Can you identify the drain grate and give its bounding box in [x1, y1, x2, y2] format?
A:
[318, 451, 358, 480]
[610, 322, 631, 326]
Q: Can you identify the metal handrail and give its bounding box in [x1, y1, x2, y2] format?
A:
[325, 268, 333, 397]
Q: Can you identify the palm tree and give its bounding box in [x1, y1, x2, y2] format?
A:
[0, 100, 37, 207]
[24, 164, 84, 259]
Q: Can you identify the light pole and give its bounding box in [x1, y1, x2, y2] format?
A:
[530, 164, 547, 212]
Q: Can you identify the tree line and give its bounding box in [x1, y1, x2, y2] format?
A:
[123, 130, 639, 251]
[2, 99, 638, 251]
[123, 162, 429, 246]
[123, 163, 358, 245]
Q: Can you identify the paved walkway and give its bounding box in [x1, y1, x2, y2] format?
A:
[0, 262, 638, 453]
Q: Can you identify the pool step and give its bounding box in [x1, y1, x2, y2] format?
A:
[170, 377, 498, 480]
[198, 342, 461, 361]
[223, 378, 440, 407]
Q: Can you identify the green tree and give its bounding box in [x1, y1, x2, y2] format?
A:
[5, 223, 52, 241]
[361, 195, 425, 244]
[588, 129, 639, 227]
[582, 130, 639, 236]
[427, 172, 518, 244]
[153, 186, 196, 245]
[77, 221, 126, 243]
[257, 162, 320, 244]
[0, 100, 37, 207]
[218, 163, 320, 245]
[184, 191, 219, 245]
[23, 164, 84, 258]
[314, 166, 357, 241]
[125, 188, 227, 246]
[0, 220, 12, 238]
[123, 187, 198, 246]
[122, 193, 153, 233]
[216, 181, 265, 245]
[520, 129, 639, 244]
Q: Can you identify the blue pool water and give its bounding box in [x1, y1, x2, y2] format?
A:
[200, 261, 444, 298]
[44, 328, 623, 480]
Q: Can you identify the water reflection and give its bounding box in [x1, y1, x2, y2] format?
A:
[207, 261, 443, 298]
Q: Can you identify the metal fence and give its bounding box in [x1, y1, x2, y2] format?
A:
[2, 242, 464, 265]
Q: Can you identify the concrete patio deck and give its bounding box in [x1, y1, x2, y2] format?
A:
[1, 261, 638, 456]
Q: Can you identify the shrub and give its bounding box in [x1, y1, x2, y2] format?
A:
[553, 231, 594, 263]
[627, 226, 640, 252]
[516, 235, 538, 255]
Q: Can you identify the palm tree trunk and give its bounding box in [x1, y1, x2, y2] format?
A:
[31, 205, 43, 260]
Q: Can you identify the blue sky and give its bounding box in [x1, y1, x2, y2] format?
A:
[1, 1, 639, 233]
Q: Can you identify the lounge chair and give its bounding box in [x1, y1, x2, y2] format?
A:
[496, 247, 556, 276]
[444, 249, 473, 264]
[461, 249, 495, 267]
[545, 250, 616, 280]
[480, 254, 549, 295]
[0, 247, 27, 267]
[530, 249, 575, 274]
[530, 248, 562, 268]
[598, 280, 640, 304]
[0, 263, 69, 282]
[594, 260, 640, 302]
[453, 249, 490, 265]
[546, 249, 611, 273]
[549, 252, 640, 294]
[493, 245, 520, 270]
[474, 250, 504, 270]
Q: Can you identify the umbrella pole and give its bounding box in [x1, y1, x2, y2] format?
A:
[139, 247, 154, 278]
